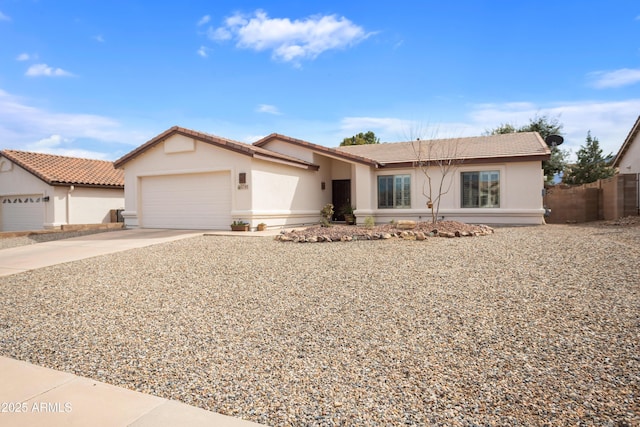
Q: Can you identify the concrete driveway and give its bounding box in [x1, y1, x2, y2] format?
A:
[0, 229, 204, 277]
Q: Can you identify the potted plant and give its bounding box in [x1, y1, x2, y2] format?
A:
[257, 222, 267, 231]
[341, 203, 356, 225]
[230, 220, 249, 231]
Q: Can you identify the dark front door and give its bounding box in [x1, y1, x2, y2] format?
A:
[332, 179, 351, 221]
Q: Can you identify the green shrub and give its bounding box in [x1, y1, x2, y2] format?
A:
[364, 216, 375, 228]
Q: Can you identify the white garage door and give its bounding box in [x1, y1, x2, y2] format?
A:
[1, 195, 44, 232]
[141, 172, 232, 229]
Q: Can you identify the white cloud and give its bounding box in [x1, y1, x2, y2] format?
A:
[208, 10, 371, 64]
[197, 15, 211, 26]
[0, 88, 147, 158]
[26, 134, 111, 159]
[196, 46, 209, 58]
[16, 53, 31, 61]
[468, 99, 640, 159]
[256, 104, 281, 115]
[341, 116, 412, 136]
[25, 63, 74, 77]
[340, 99, 640, 160]
[208, 26, 232, 41]
[93, 35, 105, 43]
[589, 68, 640, 88]
[341, 116, 474, 142]
[0, 11, 10, 21]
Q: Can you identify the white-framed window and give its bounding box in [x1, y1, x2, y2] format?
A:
[378, 175, 411, 208]
[461, 171, 500, 208]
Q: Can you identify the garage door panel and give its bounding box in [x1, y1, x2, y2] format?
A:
[1, 195, 44, 232]
[141, 173, 231, 229]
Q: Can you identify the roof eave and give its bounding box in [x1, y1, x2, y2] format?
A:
[613, 115, 640, 167]
[378, 153, 550, 169]
[50, 182, 124, 189]
[256, 134, 380, 167]
[115, 127, 312, 170]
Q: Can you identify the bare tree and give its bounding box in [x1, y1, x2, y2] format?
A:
[405, 125, 463, 224]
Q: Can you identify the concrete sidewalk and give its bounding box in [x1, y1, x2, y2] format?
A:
[0, 228, 208, 277]
[0, 228, 277, 426]
[0, 357, 264, 427]
[0, 228, 281, 277]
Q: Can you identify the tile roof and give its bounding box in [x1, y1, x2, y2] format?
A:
[0, 150, 124, 188]
[335, 132, 551, 165]
[114, 126, 319, 170]
[254, 133, 380, 166]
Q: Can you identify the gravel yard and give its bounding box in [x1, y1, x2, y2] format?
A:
[1, 223, 638, 426]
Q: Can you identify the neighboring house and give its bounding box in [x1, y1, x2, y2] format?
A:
[0, 150, 124, 232]
[115, 126, 550, 229]
[613, 115, 640, 174]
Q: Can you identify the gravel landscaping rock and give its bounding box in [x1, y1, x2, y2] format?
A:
[0, 223, 638, 426]
[276, 221, 494, 243]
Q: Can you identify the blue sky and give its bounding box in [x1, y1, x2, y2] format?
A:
[1, 1, 639, 161]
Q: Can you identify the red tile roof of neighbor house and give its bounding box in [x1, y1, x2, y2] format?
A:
[114, 126, 320, 170]
[335, 132, 551, 165]
[0, 150, 124, 188]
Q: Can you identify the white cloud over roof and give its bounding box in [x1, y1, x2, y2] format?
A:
[256, 104, 282, 115]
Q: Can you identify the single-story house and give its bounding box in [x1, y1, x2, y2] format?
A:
[114, 126, 550, 230]
[613, 115, 640, 174]
[0, 150, 124, 232]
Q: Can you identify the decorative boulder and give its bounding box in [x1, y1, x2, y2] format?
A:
[397, 220, 417, 230]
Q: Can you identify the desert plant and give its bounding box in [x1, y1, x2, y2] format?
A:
[320, 203, 334, 221]
[364, 216, 375, 228]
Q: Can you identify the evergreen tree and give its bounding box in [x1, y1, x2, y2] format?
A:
[485, 115, 568, 183]
[563, 131, 615, 185]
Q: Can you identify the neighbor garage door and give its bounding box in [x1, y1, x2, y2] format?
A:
[1, 195, 44, 232]
[140, 172, 232, 229]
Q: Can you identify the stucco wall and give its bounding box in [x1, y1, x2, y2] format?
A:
[0, 157, 124, 229]
[0, 158, 50, 197]
[67, 187, 124, 224]
[250, 159, 323, 226]
[120, 135, 253, 227]
[257, 139, 315, 163]
[369, 161, 545, 225]
[618, 133, 640, 174]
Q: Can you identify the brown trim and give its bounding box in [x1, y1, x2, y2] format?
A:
[377, 154, 550, 169]
[50, 182, 124, 189]
[254, 133, 381, 167]
[613, 115, 640, 168]
[114, 126, 319, 170]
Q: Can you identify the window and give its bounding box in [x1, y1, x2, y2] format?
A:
[378, 175, 410, 208]
[461, 171, 500, 208]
